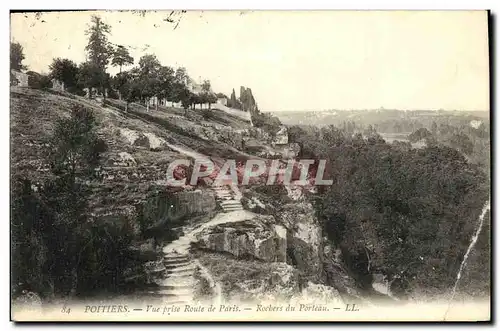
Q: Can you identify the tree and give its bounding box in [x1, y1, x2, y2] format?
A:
[111, 71, 138, 108]
[26, 71, 52, 89]
[111, 46, 134, 73]
[174, 67, 190, 86]
[431, 121, 438, 135]
[408, 128, 432, 143]
[85, 15, 112, 69]
[78, 62, 106, 99]
[155, 66, 175, 110]
[30, 106, 106, 296]
[449, 132, 474, 155]
[135, 54, 162, 111]
[49, 58, 79, 91]
[11, 42, 27, 71]
[85, 15, 112, 98]
[200, 80, 217, 110]
[229, 88, 237, 107]
[311, 124, 489, 297]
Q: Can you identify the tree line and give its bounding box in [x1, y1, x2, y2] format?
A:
[11, 15, 222, 112]
[288, 124, 489, 298]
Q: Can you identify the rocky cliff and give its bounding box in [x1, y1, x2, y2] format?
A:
[195, 215, 287, 262]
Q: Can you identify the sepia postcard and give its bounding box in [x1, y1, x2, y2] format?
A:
[10, 10, 491, 322]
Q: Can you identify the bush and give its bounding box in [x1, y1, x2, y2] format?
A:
[27, 71, 52, 89]
[251, 112, 282, 138]
[9, 106, 145, 299]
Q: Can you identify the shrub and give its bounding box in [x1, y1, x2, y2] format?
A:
[27, 71, 53, 89]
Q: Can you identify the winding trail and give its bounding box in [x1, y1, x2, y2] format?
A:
[137, 141, 253, 304]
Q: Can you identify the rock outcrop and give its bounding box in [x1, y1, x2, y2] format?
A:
[195, 215, 287, 263]
[276, 202, 326, 284]
[195, 252, 301, 303]
[138, 189, 217, 229]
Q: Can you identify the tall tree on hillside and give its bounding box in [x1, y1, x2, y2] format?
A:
[229, 88, 237, 107]
[155, 66, 175, 110]
[174, 67, 190, 86]
[85, 15, 112, 98]
[137, 54, 162, 111]
[49, 58, 80, 91]
[10, 42, 27, 71]
[78, 62, 105, 99]
[111, 46, 134, 73]
[200, 80, 217, 110]
[44, 106, 107, 296]
[112, 70, 140, 111]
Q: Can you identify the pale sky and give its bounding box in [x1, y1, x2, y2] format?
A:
[11, 10, 489, 111]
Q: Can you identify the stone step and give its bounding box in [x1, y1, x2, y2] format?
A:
[167, 265, 197, 273]
[217, 195, 233, 199]
[156, 284, 193, 291]
[163, 258, 190, 265]
[164, 261, 193, 270]
[164, 259, 190, 266]
[223, 204, 243, 208]
[166, 269, 196, 277]
[221, 200, 242, 206]
[216, 195, 233, 199]
[223, 205, 243, 210]
[145, 288, 193, 296]
[159, 276, 195, 286]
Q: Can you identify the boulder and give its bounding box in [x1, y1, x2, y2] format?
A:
[143, 132, 166, 151]
[196, 215, 287, 262]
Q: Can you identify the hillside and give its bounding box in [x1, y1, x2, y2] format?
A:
[11, 86, 490, 315]
[11, 87, 257, 215]
[11, 86, 357, 308]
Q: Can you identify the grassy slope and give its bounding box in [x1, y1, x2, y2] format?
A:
[10, 87, 254, 216]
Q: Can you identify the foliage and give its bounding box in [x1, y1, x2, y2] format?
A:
[83, 15, 112, 96]
[49, 58, 80, 90]
[200, 80, 217, 109]
[252, 112, 282, 138]
[408, 127, 432, 143]
[228, 88, 242, 109]
[11, 42, 27, 71]
[111, 46, 134, 72]
[10, 106, 141, 298]
[26, 71, 53, 89]
[78, 62, 106, 93]
[298, 124, 490, 296]
[85, 15, 112, 70]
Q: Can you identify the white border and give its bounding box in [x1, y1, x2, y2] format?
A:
[3, 1, 498, 330]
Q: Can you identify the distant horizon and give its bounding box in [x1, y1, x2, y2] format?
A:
[264, 107, 490, 113]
